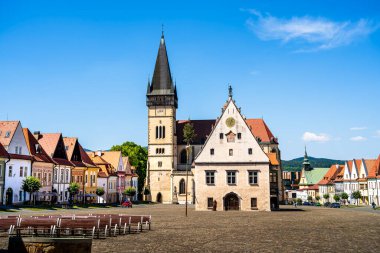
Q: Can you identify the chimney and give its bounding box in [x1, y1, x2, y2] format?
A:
[96, 150, 102, 157]
[336, 164, 340, 169]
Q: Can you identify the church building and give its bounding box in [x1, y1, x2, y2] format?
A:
[146, 33, 283, 211]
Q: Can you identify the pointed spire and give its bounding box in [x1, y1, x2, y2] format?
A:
[151, 31, 174, 92]
[146, 78, 151, 94]
[228, 84, 233, 99]
[303, 146, 312, 171]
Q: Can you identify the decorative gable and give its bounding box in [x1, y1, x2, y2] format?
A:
[7, 122, 30, 156]
[343, 162, 351, 180]
[195, 98, 269, 164]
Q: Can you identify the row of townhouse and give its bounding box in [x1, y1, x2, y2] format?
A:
[295, 153, 380, 205]
[0, 121, 138, 205]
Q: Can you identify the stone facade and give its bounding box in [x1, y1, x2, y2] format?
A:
[146, 34, 283, 210]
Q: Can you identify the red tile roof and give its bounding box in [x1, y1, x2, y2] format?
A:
[38, 133, 61, 157]
[318, 165, 344, 185]
[23, 128, 55, 164]
[0, 121, 19, 147]
[63, 137, 77, 161]
[9, 153, 33, 160]
[0, 142, 9, 159]
[79, 144, 97, 167]
[176, 118, 277, 145]
[368, 155, 380, 178]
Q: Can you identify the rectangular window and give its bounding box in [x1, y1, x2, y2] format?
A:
[19, 191, 22, 201]
[206, 171, 215, 185]
[20, 167, 23, 177]
[227, 171, 236, 185]
[270, 172, 277, 183]
[229, 149, 233, 156]
[237, 133, 241, 139]
[60, 170, 64, 182]
[158, 161, 162, 167]
[207, 197, 214, 209]
[15, 146, 18, 154]
[248, 148, 252, 155]
[249, 171, 258, 185]
[65, 170, 69, 182]
[251, 198, 257, 209]
[210, 149, 214, 155]
[24, 167, 27, 177]
[219, 133, 223, 139]
[19, 147, 22, 154]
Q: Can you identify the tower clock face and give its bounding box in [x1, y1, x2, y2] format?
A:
[225, 117, 236, 128]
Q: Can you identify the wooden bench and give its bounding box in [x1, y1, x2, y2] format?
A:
[56, 218, 97, 238]
[16, 217, 58, 237]
[0, 217, 18, 236]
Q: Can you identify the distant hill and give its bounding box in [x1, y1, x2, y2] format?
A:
[282, 157, 345, 172]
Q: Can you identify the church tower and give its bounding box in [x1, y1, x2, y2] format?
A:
[146, 33, 178, 203]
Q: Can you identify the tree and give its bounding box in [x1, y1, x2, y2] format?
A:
[323, 193, 330, 203]
[124, 187, 137, 200]
[111, 142, 147, 196]
[307, 195, 312, 202]
[68, 182, 80, 204]
[352, 191, 362, 206]
[96, 187, 105, 197]
[315, 195, 320, 202]
[333, 194, 340, 202]
[296, 198, 302, 205]
[341, 192, 349, 204]
[22, 176, 42, 205]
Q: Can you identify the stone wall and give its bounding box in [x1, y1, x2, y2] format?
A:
[8, 237, 92, 253]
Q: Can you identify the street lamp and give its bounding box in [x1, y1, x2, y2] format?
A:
[185, 144, 192, 217]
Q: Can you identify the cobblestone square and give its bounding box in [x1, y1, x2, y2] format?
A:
[1, 205, 379, 253]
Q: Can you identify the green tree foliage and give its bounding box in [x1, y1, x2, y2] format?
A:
[296, 198, 302, 205]
[352, 191, 362, 205]
[96, 187, 105, 196]
[183, 122, 196, 145]
[282, 157, 345, 172]
[111, 141, 147, 194]
[124, 187, 136, 197]
[341, 192, 349, 200]
[68, 182, 80, 195]
[307, 195, 312, 201]
[315, 195, 320, 201]
[323, 193, 330, 201]
[22, 176, 42, 205]
[333, 194, 340, 202]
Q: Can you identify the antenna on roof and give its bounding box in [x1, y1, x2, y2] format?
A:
[161, 24, 164, 37]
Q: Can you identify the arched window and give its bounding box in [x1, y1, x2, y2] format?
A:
[180, 149, 187, 164]
[179, 179, 185, 194]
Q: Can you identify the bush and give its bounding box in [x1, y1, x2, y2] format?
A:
[124, 187, 136, 197]
[333, 194, 340, 202]
[96, 188, 105, 196]
[296, 198, 302, 205]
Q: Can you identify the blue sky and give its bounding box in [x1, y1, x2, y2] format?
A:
[1, 0, 379, 160]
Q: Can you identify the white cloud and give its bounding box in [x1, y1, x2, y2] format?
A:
[350, 127, 367, 131]
[302, 132, 330, 142]
[245, 9, 378, 51]
[350, 136, 367, 141]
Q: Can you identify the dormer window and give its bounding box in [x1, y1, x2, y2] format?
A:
[35, 144, 41, 153]
[5, 131, 11, 138]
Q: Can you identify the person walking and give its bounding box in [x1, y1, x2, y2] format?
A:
[372, 201, 376, 210]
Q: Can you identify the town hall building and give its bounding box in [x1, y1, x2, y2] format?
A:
[145, 33, 283, 211]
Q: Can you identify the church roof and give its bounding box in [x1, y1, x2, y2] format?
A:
[303, 167, 330, 185]
[148, 34, 175, 95]
[176, 118, 277, 145]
